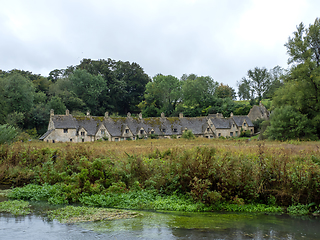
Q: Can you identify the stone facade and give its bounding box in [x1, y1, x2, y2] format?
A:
[40, 110, 255, 143]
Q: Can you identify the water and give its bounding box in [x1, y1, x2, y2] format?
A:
[1, 208, 320, 240]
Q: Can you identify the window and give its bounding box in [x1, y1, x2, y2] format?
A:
[173, 128, 177, 133]
[52, 140, 55, 143]
[236, 131, 238, 136]
[162, 129, 166, 133]
[140, 130, 144, 134]
[230, 132, 233, 137]
[82, 139, 84, 142]
[115, 138, 119, 142]
[101, 130, 105, 135]
[207, 128, 210, 132]
[244, 123, 246, 126]
[125, 129, 129, 134]
[70, 139, 72, 142]
[81, 132, 85, 136]
[218, 133, 221, 137]
[64, 129, 68, 133]
[121, 137, 124, 141]
[151, 130, 154, 134]
[232, 124, 235, 128]
[206, 136, 209, 138]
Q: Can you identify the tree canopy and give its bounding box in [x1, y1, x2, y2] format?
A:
[265, 18, 320, 139]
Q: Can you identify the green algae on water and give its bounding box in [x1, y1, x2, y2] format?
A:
[0, 200, 31, 215]
[47, 206, 142, 223]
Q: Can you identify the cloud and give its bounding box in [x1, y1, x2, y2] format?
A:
[0, 0, 319, 91]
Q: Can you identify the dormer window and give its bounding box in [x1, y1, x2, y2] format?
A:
[244, 123, 247, 126]
[81, 131, 85, 136]
[162, 128, 166, 133]
[150, 130, 154, 134]
[207, 128, 210, 132]
[64, 129, 68, 133]
[101, 130, 105, 135]
[140, 129, 144, 134]
[173, 128, 177, 133]
[125, 129, 129, 134]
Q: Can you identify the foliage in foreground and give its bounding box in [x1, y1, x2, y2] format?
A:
[2, 140, 320, 215]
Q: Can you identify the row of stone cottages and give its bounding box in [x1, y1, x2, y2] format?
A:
[39, 104, 268, 143]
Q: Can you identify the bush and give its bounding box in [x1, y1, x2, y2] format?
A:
[0, 124, 18, 144]
[182, 130, 195, 139]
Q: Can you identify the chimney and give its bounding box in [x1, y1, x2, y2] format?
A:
[161, 112, 165, 118]
[230, 112, 233, 117]
[104, 111, 109, 118]
[179, 112, 183, 118]
[86, 110, 90, 116]
[50, 109, 54, 117]
[138, 112, 143, 120]
[66, 109, 69, 116]
[127, 112, 131, 118]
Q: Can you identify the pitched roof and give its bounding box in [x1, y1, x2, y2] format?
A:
[231, 116, 254, 127]
[39, 129, 53, 140]
[51, 115, 78, 129]
[209, 117, 231, 129]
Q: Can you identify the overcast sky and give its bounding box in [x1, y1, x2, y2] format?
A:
[1, 0, 319, 90]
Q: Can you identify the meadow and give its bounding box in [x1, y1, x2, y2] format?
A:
[1, 138, 320, 215]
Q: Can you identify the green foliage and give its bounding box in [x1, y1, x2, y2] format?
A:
[48, 96, 66, 115]
[287, 203, 315, 215]
[0, 200, 31, 215]
[264, 106, 316, 140]
[0, 124, 18, 144]
[181, 130, 195, 139]
[273, 18, 320, 138]
[214, 83, 236, 99]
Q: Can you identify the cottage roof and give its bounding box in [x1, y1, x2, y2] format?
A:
[51, 115, 77, 129]
[76, 116, 102, 136]
[39, 129, 53, 140]
[231, 116, 254, 127]
[209, 117, 231, 129]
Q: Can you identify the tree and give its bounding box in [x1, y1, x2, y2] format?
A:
[182, 75, 218, 108]
[48, 96, 66, 115]
[237, 78, 252, 100]
[263, 66, 285, 99]
[113, 61, 150, 113]
[69, 69, 106, 115]
[0, 124, 18, 144]
[247, 67, 270, 101]
[215, 83, 236, 99]
[272, 18, 320, 138]
[140, 74, 181, 116]
[1, 73, 35, 114]
[264, 106, 315, 140]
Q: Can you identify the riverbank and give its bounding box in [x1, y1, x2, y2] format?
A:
[1, 139, 320, 215]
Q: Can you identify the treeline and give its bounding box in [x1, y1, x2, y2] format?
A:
[0, 59, 262, 138]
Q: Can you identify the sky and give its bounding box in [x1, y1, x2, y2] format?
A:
[1, 0, 319, 90]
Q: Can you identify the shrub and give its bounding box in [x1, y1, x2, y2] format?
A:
[182, 130, 195, 139]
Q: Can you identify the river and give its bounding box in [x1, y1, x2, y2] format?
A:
[1, 206, 320, 240]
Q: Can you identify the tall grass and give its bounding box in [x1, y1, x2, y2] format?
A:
[2, 139, 320, 207]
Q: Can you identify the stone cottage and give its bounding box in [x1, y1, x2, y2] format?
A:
[40, 109, 255, 143]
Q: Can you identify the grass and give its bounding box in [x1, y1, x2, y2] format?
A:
[2, 138, 320, 215]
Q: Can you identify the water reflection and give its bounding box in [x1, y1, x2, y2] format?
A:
[1, 209, 320, 239]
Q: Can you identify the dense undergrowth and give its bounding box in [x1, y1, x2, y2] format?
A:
[1, 139, 320, 214]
